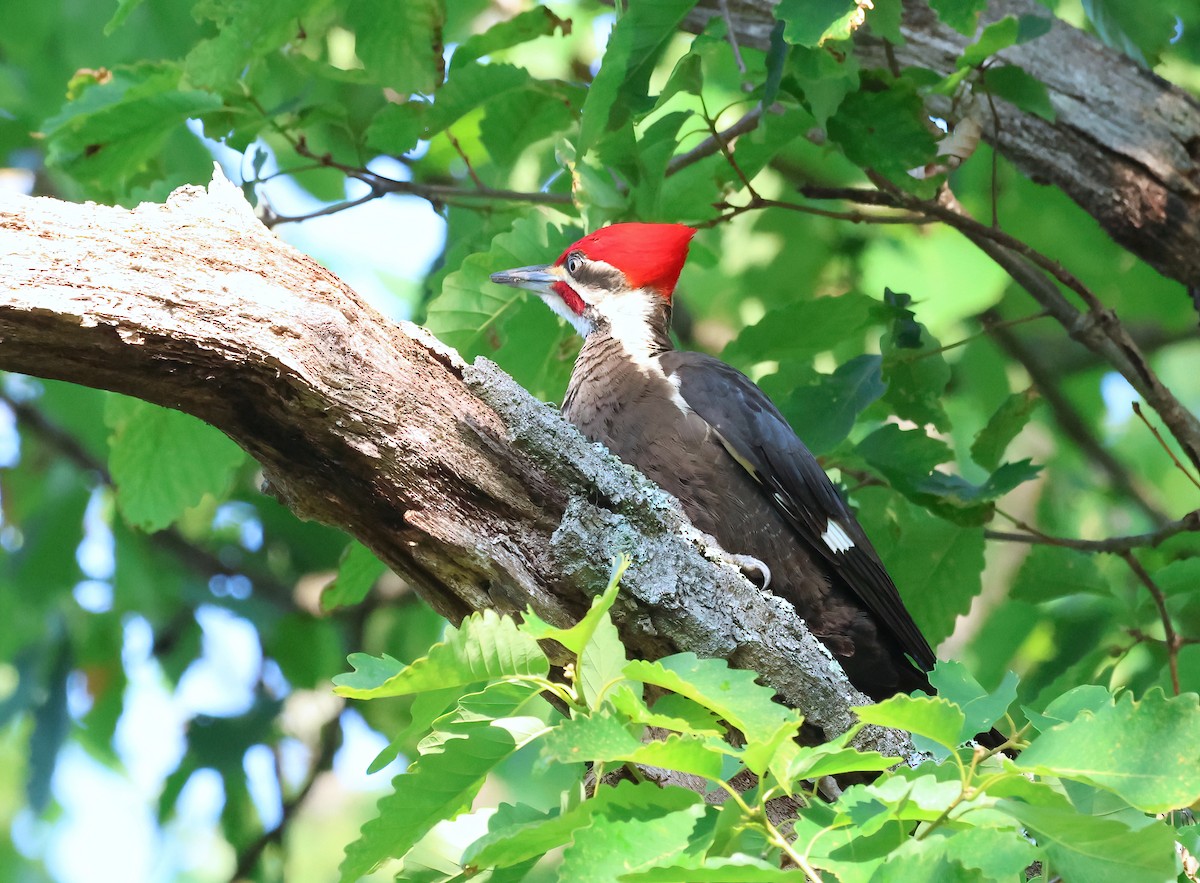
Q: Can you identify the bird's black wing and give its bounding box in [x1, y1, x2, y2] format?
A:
[665, 350, 937, 672]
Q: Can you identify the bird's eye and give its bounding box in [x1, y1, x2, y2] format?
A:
[565, 253, 583, 275]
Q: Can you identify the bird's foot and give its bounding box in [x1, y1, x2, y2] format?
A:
[727, 553, 772, 591]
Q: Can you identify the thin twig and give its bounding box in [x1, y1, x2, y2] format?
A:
[229, 704, 345, 881]
[445, 127, 485, 189]
[1119, 550, 1182, 695]
[982, 509, 1200, 553]
[668, 105, 764, 178]
[1132, 402, 1200, 491]
[982, 308, 1168, 525]
[716, 0, 746, 72]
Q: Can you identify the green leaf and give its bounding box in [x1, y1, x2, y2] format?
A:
[1023, 684, 1112, 734]
[723, 292, 877, 365]
[425, 214, 578, 398]
[1011, 545, 1106, 602]
[452, 7, 570, 70]
[104, 0, 147, 35]
[105, 396, 244, 532]
[880, 314, 951, 431]
[928, 0, 988, 35]
[998, 799, 1179, 883]
[338, 716, 547, 881]
[854, 695, 966, 751]
[624, 857, 812, 881]
[971, 387, 1040, 470]
[900, 827, 1038, 882]
[784, 729, 900, 782]
[43, 65, 222, 189]
[367, 62, 532, 155]
[346, 0, 444, 94]
[776, 0, 862, 47]
[608, 687, 727, 738]
[1017, 689, 1200, 812]
[333, 609, 548, 699]
[321, 541, 388, 611]
[959, 16, 1022, 68]
[826, 78, 937, 181]
[557, 799, 706, 882]
[787, 44, 860, 126]
[785, 355, 885, 455]
[927, 661, 1018, 743]
[1082, 0, 1177, 67]
[577, 0, 696, 152]
[466, 781, 702, 870]
[624, 654, 799, 748]
[983, 65, 1057, 122]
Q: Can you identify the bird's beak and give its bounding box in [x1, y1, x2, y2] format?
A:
[489, 264, 560, 293]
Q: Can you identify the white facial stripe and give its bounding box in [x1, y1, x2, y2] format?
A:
[822, 519, 855, 554]
[539, 292, 594, 336]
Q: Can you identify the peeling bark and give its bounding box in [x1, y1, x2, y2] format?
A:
[682, 0, 1200, 287]
[0, 170, 912, 756]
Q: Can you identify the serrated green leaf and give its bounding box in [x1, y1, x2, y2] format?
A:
[105, 396, 244, 532]
[787, 44, 860, 125]
[540, 706, 644, 763]
[826, 79, 937, 181]
[1017, 689, 1200, 812]
[1022, 684, 1112, 734]
[785, 354, 885, 454]
[998, 798, 1179, 883]
[929, 0, 988, 35]
[911, 827, 1038, 882]
[425, 214, 578, 397]
[608, 687, 727, 738]
[623, 857, 812, 881]
[776, 0, 862, 47]
[723, 292, 877, 365]
[1011, 545, 1106, 602]
[854, 695, 966, 751]
[984, 65, 1057, 122]
[347, 0, 444, 94]
[452, 7, 570, 70]
[928, 661, 1017, 743]
[43, 65, 222, 189]
[624, 654, 799, 746]
[880, 320, 951, 431]
[367, 62, 532, 155]
[557, 799, 706, 882]
[466, 781, 701, 870]
[971, 387, 1040, 470]
[333, 609, 548, 699]
[578, 0, 697, 151]
[959, 16, 1020, 68]
[784, 729, 900, 782]
[321, 541, 388, 611]
[339, 716, 547, 881]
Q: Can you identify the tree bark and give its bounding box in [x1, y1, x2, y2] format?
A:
[0, 169, 910, 756]
[683, 0, 1200, 288]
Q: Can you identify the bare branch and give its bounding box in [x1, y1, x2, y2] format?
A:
[0, 169, 909, 757]
[983, 510, 1200, 554]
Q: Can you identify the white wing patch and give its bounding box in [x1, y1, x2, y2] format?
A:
[821, 519, 855, 554]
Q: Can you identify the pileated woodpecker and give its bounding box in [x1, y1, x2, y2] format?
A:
[491, 223, 977, 717]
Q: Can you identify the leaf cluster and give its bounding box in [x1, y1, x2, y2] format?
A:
[333, 559, 1200, 882]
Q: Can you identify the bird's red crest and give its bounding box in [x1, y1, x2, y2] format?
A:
[558, 223, 696, 298]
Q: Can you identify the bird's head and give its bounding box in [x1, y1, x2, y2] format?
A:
[490, 222, 696, 339]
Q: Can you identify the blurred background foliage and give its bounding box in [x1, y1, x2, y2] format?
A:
[1, 0, 1198, 879]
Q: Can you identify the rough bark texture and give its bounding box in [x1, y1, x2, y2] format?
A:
[0, 170, 912, 757]
[682, 0, 1200, 287]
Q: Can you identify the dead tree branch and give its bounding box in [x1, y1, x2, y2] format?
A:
[0, 169, 906, 756]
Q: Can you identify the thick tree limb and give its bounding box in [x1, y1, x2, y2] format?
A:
[681, 0, 1200, 288]
[0, 170, 909, 756]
